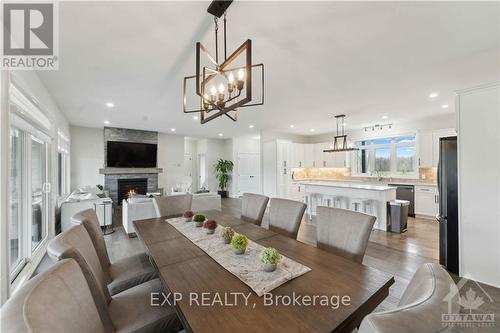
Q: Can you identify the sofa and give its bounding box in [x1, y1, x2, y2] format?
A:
[122, 192, 221, 236]
[60, 187, 112, 232]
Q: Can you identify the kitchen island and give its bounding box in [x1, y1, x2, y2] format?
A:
[299, 181, 397, 230]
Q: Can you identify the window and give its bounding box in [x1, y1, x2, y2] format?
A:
[353, 134, 417, 177]
[57, 130, 70, 196]
[9, 127, 49, 277]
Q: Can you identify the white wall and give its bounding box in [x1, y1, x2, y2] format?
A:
[457, 82, 500, 287]
[158, 133, 185, 193]
[70, 126, 105, 189]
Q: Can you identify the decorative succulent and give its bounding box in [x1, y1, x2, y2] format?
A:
[259, 247, 281, 265]
[183, 210, 194, 218]
[205, 220, 217, 230]
[193, 214, 206, 223]
[231, 234, 249, 251]
[220, 227, 235, 243]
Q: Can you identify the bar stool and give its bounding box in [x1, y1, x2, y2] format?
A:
[363, 199, 378, 218]
[351, 198, 370, 212]
[322, 195, 336, 207]
[332, 196, 349, 209]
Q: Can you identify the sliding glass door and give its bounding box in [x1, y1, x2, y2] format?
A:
[9, 127, 49, 278]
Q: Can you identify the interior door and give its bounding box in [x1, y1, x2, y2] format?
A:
[184, 154, 193, 177]
[237, 153, 260, 196]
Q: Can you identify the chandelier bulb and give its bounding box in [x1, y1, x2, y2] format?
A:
[238, 68, 245, 80]
[210, 85, 217, 96]
[228, 72, 235, 84]
[218, 83, 225, 93]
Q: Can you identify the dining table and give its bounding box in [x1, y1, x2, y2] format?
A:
[134, 210, 395, 333]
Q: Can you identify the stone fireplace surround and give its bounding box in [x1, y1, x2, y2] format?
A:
[100, 127, 162, 205]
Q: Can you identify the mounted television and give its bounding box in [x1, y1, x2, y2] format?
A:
[107, 141, 157, 168]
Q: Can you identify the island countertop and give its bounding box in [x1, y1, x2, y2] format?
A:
[298, 180, 396, 191]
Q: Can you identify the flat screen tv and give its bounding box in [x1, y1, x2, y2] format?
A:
[107, 141, 157, 168]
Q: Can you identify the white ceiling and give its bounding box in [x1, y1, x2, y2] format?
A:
[38, 1, 500, 138]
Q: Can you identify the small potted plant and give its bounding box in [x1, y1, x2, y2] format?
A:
[183, 210, 194, 222]
[231, 234, 249, 255]
[205, 220, 217, 234]
[220, 226, 235, 244]
[193, 214, 206, 227]
[259, 247, 281, 272]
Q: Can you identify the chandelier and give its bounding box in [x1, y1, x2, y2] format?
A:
[183, 0, 264, 124]
[323, 115, 359, 153]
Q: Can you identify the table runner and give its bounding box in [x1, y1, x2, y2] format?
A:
[165, 217, 311, 296]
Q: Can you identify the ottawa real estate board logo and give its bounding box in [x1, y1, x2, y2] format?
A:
[1, 2, 58, 69]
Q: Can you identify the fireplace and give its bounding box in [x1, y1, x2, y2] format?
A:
[117, 178, 148, 204]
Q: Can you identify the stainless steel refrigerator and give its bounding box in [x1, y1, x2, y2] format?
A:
[437, 136, 459, 274]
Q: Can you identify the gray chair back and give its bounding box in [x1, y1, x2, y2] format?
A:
[47, 225, 114, 331]
[241, 193, 269, 226]
[358, 263, 460, 333]
[72, 209, 111, 270]
[269, 198, 306, 239]
[0, 259, 108, 333]
[316, 207, 375, 263]
[153, 194, 192, 217]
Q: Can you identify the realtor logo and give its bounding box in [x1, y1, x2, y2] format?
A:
[1, 2, 58, 69]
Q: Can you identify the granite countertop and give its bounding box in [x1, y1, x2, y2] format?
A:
[294, 178, 437, 187]
[298, 180, 397, 191]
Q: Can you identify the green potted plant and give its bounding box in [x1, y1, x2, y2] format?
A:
[183, 210, 194, 222]
[259, 247, 281, 272]
[231, 234, 249, 254]
[205, 220, 217, 234]
[193, 214, 206, 227]
[220, 226, 235, 244]
[215, 159, 234, 198]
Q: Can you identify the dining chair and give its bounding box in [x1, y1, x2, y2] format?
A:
[316, 206, 375, 263]
[47, 225, 181, 333]
[241, 193, 269, 226]
[153, 194, 193, 217]
[0, 259, 107, 333]
[358, 263, 459, 333]
[71, 208, 157, 295]
[269, 198, 306, 239]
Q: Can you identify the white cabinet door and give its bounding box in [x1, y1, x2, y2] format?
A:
[292, 143, 305, 168]
[304, 144, 315, 168]
[432, 128, 457, 167]
[332, 151, 349, 168]
[277, 140, 292, 198]
[415, 185, 439, 217]
[237, 153, 261, 196]
[418, 131, 434, 168]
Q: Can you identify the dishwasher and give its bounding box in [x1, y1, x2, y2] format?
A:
[388, 184, 415, 217]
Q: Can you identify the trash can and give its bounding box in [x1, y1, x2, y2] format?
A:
[387, 200, 409, 233]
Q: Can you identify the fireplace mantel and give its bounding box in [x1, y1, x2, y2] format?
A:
[99, 167, 163, 175]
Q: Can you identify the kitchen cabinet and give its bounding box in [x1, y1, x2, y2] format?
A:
[304, 144, 315, 168]
[418, 131, 434, 168]
[314, 142, 334, 168]
[287, 183, 306, 202]
[418, 128, 456, 168]
[276, 140, 292, 198]
[415, 185, 439, 217]
[292, 143, 305, 168]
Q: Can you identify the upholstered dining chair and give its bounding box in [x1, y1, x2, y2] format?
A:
[153, 194, 193, 217]
[241, 193, 269, 226]
[72, 209, 157, 296]
[47, 225, 181, 333]
[268, 198, 306, 239]
[1, 259, 107, 333]
[358, 263, 459, 333]
[316, 206, 376, 263]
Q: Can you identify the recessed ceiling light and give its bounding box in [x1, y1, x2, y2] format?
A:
[429, 93, 438, 99]
[193, 115, 199, 120]
[249, 124, 255, 129]
[105, 102, 115, 108]
[289, 125, 295, 128]
[104, 120, 110, 125]
[218, 133, 223, 137]
[310, 129, 315, 132]
[441, 104, 449, 109]
[170, 128, 176, 132]
[382, 115, 389, 119]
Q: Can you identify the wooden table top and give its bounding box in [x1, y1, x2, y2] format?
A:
[134, 210, 395, 333]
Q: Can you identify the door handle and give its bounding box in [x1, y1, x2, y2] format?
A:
[436, 214, 447, 223]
